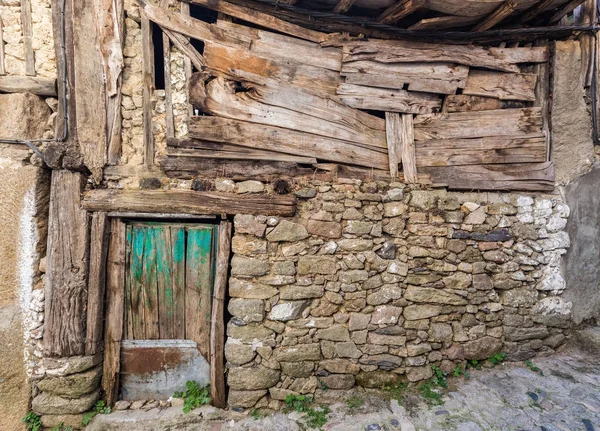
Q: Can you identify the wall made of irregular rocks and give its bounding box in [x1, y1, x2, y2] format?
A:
[224, 180, 572, 410]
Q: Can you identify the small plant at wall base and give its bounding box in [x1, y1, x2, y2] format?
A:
[173, 380, 211, 413]
[345, 395, 365, 410]
[525, 360, 544, 376]
[82, 400, 111, 426]
[284, 394, 329, 430]
[488, 352, 507, 366]
[22, 411, 42, 431]
[382, 382, 408, 404]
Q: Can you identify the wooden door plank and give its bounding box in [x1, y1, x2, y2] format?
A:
[130, 226, 147, 339]
[142, 226, 160, 339]
[186, 226, 214, 360]
[44, 171, 89, 357]
[399, 114, 418, 184]
[171, 226, 186, 339]
[413, 108, 543, 141]
[385, 112, 402, 178]
[337, 83, 442, 114]
[210, 220, 231, 409]
[86, 212, 110, 356]
[463, 70, 538, 101]
[156, 226, 175, 339]
[125, 225, 134, 340]
[102, 218, 126, 406]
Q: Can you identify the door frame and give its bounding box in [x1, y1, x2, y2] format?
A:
[100, 214, 231, 408]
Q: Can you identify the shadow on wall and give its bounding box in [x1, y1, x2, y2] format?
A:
[564, 163, 600, 324]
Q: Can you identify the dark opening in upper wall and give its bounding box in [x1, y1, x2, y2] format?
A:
[152, 21, 165, 90]
[189, 4, 218, 62]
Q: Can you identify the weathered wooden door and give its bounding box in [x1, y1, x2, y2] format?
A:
[120, 222, 217, 400]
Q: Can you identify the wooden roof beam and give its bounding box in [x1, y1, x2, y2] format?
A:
[549, 0, 587, 23]
[472, 0, 517, 32]
[378, 0, 425, 25]
[333, 0, 356, 14]
[520, 0, 555, 24]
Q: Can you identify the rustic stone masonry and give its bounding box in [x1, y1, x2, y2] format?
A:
[224, 180, 572, 410]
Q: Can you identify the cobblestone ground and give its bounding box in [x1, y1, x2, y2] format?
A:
[89, 345, 600, 431]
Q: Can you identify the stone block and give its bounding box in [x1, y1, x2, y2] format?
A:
[32, 390, 99, 415]
[228, 299, 265, 323]
[229, 279, 278, 300]
[307, 220, 342, 238]
[269, 301, 309, 322]
[266, 220, 309, 242]
[37, 366, 101, 398]
[231, 256, 269, 277]
[297, 256, 338, 275]
[228, 390, 267, 408]
[275, 344, 322, 362]
[228, 366, 280, 390]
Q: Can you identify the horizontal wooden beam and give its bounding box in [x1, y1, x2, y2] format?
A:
[82, 189, 297, 216]
[0, 75, 57, 96]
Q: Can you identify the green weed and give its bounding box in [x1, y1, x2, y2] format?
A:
[453, 364, 468, 378]
[525, 360, 544, 376]
[284, 393, 312, 413]
[173, 380, 211, 413]
[431, 365, 448, 388]
[305, 406, 330, 429]
[488, 352, 507, 366]
[284, 394, 329, 430]
[250, 408, 264, 420]
[418, 381, 443, 405]
[466, 359, 482, 370]
[22, 411, 42, 431]
[382, 382, 408, 403]
[345, 395, 365, 410]
[82, 400, 111, 426]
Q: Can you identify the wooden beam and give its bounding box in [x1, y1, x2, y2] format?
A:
[337, 83, 442, 114]
[421, 162, 555, 191]
[0, 18, 5, 75]
[472, 0, 517, 32]
[378, 0, 425, 25]
[445, 94, 524, 112]
[21, 0, 35, 75]
[141, 13, 155, 167]
[163, 28, 206, 72]
[333, 0, 356, 14]
[385, 112, 402, 178]
[162, 27, 175, 139]
[184, 0, 326, 42]
[549, 0, 587, 23]
[0, 75, 57, 96]
[85, 212, 110, 356]
[73, 0, 108, 182]
[520, 0, 555, 23]
[408, 15, 479, 31]
[166, 146, 318, 164]
[463, 70, 538, 101]
[210, 220, 231, 409]
[102, 218, 126, 406]
[44, 171, 89, 357]
[186, 116, 388, 169]
[82, 189, 297, 216]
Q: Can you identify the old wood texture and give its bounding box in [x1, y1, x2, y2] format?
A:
[163, 28, 175, 139]
[408, 15, 479, 31]
[337, 83, 442, 113]
[186, 0, 326, 42]
[463, 70, 538, 101]
[99, 0, 125, 165]
[72, 0, 108, 182]
[520, 0, 555, 23]
[549, 0, 587, 23]
[141, 13, 155, 167]
[210, 220, 231, 409]
[422, 162, 555, 191]
[413, 108, 543, 141]
[0, 17, 5, 75]
[533, 39, 551, 161]
[342, 40, 548, 73]
[415, 134, 547, 166]
[445, 95, 524, 112]
[21, 0, 35, 75]
[44, 171, 90, 357]
[386, 112, 418, 182]
[167, 145, 317, 165]
[472, 0, 517, 31]
[186, 226, 215, 360]
[378, 0, 425, 24]
[195, 76, 386, 149]
[103, 218, 127, 406]
[333, 0, 356, 13]
[0, 75, 57, 96]
[341, 61, 469, 95]
[187, 117, 388, 169]
[82, 189, 297, 216]
[86, 212, 110, 356]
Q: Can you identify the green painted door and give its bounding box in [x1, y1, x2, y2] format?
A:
[124, 222, 216, 358]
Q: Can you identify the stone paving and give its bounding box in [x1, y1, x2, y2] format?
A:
[89, 345, 600, 431]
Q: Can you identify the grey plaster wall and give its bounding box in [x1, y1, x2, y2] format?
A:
[564, 165, 600, 324]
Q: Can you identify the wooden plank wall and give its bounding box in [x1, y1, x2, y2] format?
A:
[140, 2, 556, 191]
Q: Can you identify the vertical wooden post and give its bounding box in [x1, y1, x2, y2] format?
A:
[210, 220, 231, 408]
[180, 1, 194, 119]
[102, 218, 127, 406]
[21, 0, 35, 76]
[0, 18, 6, 75]
[160, 0, 175, 139]
[386, 112, 417, 183]
[44, 171, 90, 357]
[534, 40, 551, 161]
[86, 212, 110, 356]
[141, 12, 155, 167]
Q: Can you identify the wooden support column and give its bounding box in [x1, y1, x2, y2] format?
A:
[102, 218, 127, 406]
[472, 0, 516, 32]
[386, 112, 417, 183]
[21, 0, 35, 75]
[533, 40, 551, 161]
[141, 12, 155, 167]
[85, 212, 110, 356]
[44, 171, 90, 357]
[180, 1, 194, 118]
[160, 0, 175, 139]
[210, 220, 231, 409]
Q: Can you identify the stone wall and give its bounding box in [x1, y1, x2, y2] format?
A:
[224, 180, 572, 410]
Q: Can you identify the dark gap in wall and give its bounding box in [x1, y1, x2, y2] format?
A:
[189, 4, 218, 54]
[152, 22, 165, 90]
